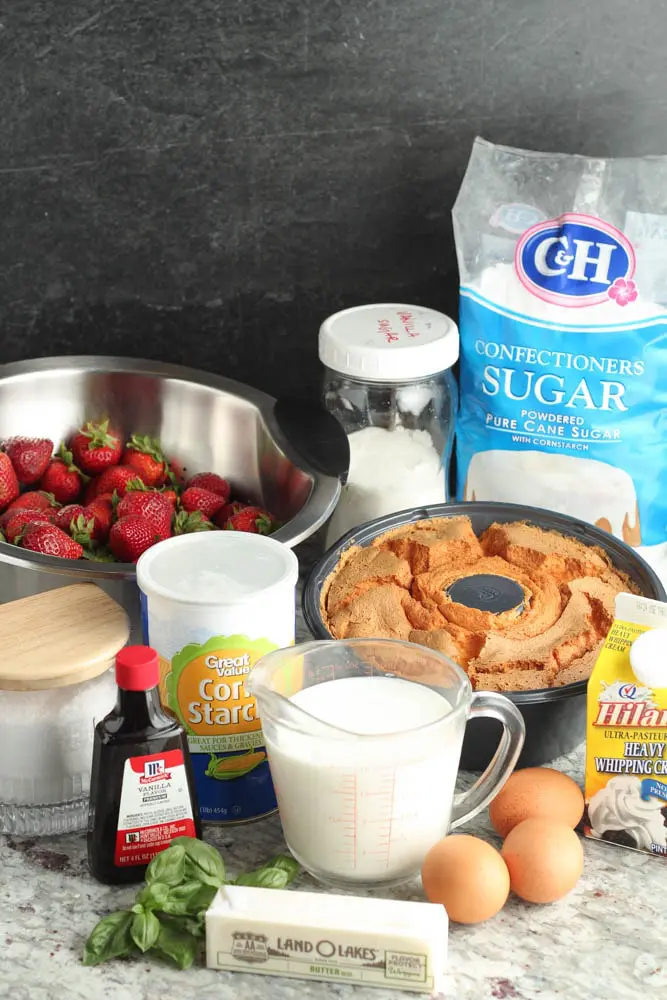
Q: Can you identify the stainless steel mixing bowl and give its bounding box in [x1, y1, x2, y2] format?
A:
[0, 356, 348, 638]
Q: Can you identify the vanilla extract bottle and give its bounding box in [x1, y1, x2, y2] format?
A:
[88, 645, 201, 885]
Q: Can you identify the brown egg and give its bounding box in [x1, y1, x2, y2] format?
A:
[489, 767, 584, 838]
[421, 834, 510, 924]
[501, 818, 583, 903]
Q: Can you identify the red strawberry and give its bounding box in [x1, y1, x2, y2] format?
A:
[5, 491, 59, 515]
[181, 486, 225, 519]
[185, 473, 230, 500]
[0, 453, 20, 511]
[109, 515, 168, 563]
[39, 445, 85, 504]
[82, 497, 114, 543]
[92, 466, 145, 499]
[121, 435, 168, 488]
[3, 437, 53, 485]
[53, 503, 85, 533]
[0, 502, 55, 531]
[225, 506, 275, 534]
[20, 522, 83, 559]
[173, 510, 213, 535]
[0, 507, 25, 531]
[116, 491, 173, 534]
[5, 510, 54, 544]
[70, 419, 122, 475]
[160, 487, 179, 506]
[125, 479, 178, 506]
[83, 476, 102, 504]
[213, 501, 245, 529]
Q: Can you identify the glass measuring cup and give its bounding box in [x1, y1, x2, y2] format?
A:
[249, 638, 525, 888]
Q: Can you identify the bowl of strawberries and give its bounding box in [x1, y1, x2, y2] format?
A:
[0, 356, 347, 638]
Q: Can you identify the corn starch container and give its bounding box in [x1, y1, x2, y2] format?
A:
[136, 532, 298, 824]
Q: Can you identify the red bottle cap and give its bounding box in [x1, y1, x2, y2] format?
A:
[115, 645, 160, 691]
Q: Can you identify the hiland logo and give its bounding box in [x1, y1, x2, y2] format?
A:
[594, 679, 667, 728]
[515, 213, 637, 308]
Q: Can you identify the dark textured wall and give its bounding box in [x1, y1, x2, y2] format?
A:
[1, 1, 665, 396]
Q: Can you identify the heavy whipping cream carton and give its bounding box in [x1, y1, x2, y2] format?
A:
[585, 593, 667, 856]
[453, 140, 667, 585]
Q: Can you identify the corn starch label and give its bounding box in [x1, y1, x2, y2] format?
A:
[159, 635, 280, 824]
[585, 594, 667, 857]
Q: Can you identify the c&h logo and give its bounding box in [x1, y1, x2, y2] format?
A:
[515, 212, 636, 308]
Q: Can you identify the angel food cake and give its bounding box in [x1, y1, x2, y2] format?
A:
[320, 516, 638, 692]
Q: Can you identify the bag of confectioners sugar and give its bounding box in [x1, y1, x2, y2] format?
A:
[452, 138, 667, 583]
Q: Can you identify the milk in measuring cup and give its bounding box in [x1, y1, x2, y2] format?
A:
[263, 675, 460, 884]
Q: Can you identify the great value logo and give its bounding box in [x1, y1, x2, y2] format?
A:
[515, 213, 637, 308]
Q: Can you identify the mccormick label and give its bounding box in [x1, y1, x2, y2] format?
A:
[114, 750, 196, 866]
[153, 632, 282, 824]
[584, 594, 667, 857]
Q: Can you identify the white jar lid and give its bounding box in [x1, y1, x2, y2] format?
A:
[319, 303, 459, 382]
[629, 627, 667, 689]
[137, 531, 299, 606]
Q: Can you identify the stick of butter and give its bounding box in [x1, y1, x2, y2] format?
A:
[206, 884, 447, 993]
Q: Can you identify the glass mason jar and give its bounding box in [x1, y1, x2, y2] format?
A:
[319, 304, 459, 547]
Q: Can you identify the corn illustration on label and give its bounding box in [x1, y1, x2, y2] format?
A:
[585, 594, 667, 858]
[158, 635, 279, 824]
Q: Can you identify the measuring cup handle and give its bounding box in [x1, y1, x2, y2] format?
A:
[449, 691, 525, 830]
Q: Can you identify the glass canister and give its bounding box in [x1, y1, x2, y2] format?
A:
[0, 583, 130, 836]
[320, 303, 459, 546]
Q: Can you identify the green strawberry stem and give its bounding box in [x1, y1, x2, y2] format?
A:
[38, 491, 60, 508]
[81, 546, 116, 562]
[70, 514, 97, 548]
[82, 418, 118, 449]
[125, 434, 166, 463]
[57, 443, 89, 482]
[173, 510, 213, 535]
[125, 479, 149, 493]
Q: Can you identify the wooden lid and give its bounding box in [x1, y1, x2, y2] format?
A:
[0, 583, 130, 691]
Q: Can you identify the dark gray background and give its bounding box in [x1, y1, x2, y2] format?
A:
[1, 1, 665, 397]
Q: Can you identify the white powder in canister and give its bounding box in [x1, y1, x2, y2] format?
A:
[325, 425, 446, 546]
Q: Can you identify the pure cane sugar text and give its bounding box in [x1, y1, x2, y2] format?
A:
[584, 593, 667, 856]
[136, 532, 298, 824]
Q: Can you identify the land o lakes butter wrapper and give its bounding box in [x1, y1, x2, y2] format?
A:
[585, 592, 667, 857]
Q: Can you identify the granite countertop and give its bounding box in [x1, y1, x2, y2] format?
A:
[2, 571, 667, 1000]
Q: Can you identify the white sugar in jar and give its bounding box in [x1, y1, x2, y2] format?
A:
[0, 584, 130, 836]
[319, 304, 459, 546]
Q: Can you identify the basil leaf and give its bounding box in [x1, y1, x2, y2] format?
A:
[234, 866, 290, 889]
[264, 854, 300, 883]
[153, 920, 200, 969]
[82, 910, 133, 966]
[234, 853, 300, 889]
[145, 845, 186, 887]
[131, 909, 161, 953]
[159, 880, 217, 917]
[160, 912, 207, 939]
[171, 837, 225, 887]
[136, 882, 171, 911]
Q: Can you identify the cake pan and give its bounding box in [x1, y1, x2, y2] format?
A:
[302, 501, 666, 770]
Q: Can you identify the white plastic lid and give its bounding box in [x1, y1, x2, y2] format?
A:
[629, 627, 667, 689]
[319, 303, 459, 382]
[136, 532, 299, 606]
